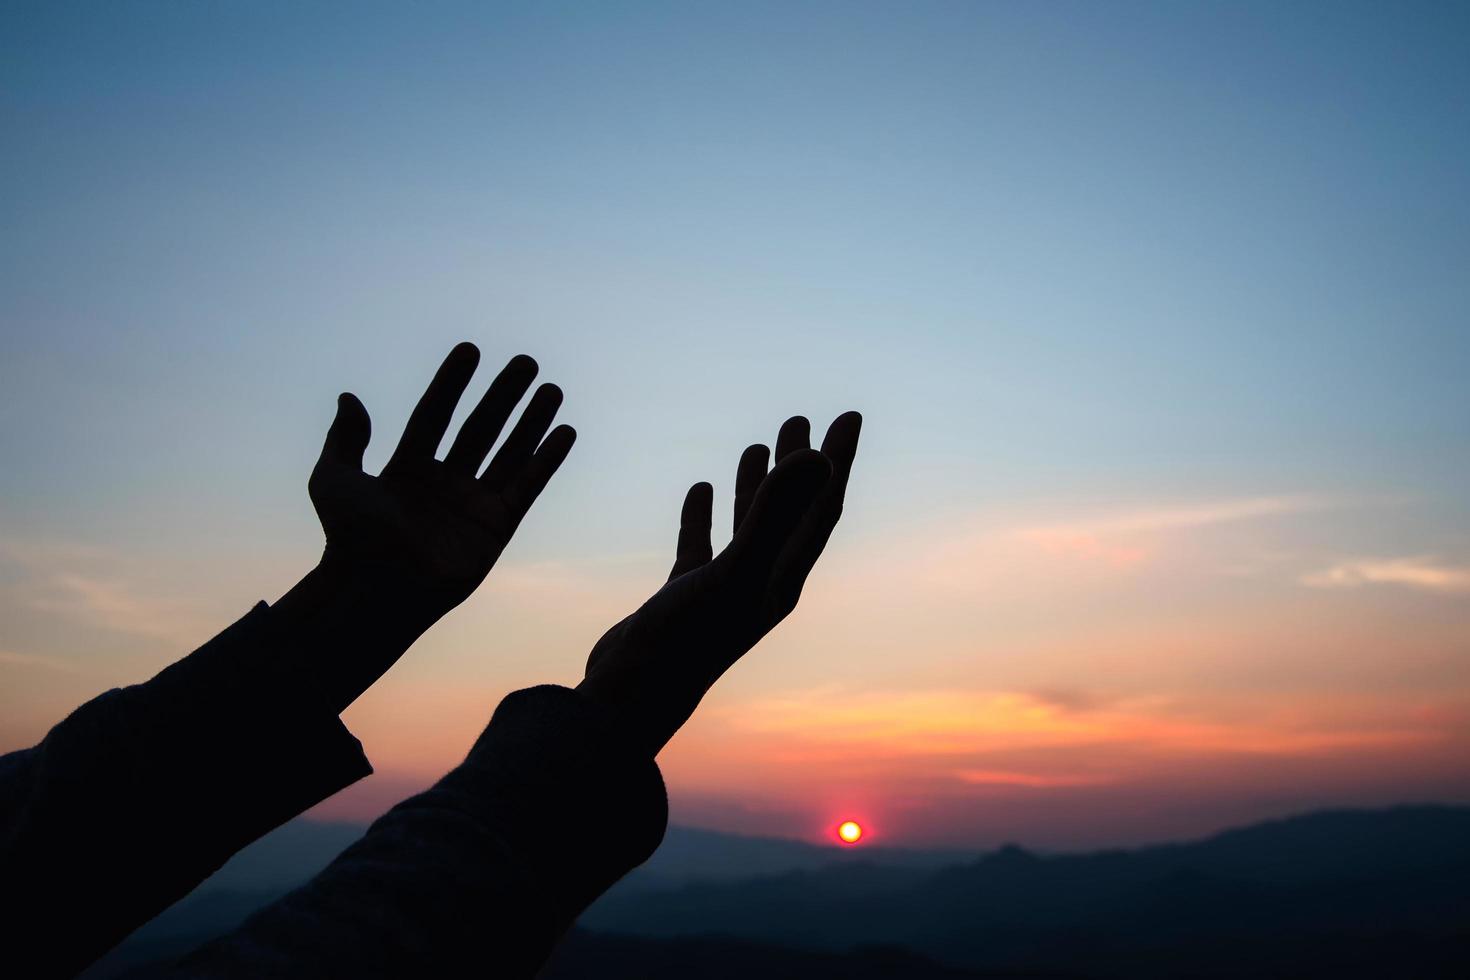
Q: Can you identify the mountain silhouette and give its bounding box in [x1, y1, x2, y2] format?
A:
[539, 930, 1071, 979]
[627, 824, 966, 889]
[82, 805, 1470, 978]
[582, 805, 1470, 978]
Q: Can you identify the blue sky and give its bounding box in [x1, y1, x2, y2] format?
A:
[3, 2, 1469, 846]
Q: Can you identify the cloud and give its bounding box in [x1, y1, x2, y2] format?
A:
[0, 649, 83, 675]
[873, 493, 1337, 601]
[954, 769, 1113, 788]
[1015, 529, 1148, 568]
[0, 534, 212, 645]
[23, 572, 205, 643]
[718, 687, 1435, 764]
[0, 538, 108, 566]
[1301, 557, 1470, 594]
[1023, 496, 1329, 537]
[491, 552, 662, 598]
[1026, 687, 1113, 713]
[1013, 495, 1328, 568]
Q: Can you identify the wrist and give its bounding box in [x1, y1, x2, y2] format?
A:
[270, 556, 447, 714]
[576, 669, 696, 758]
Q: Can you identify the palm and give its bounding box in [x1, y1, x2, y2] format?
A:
[315, 467, 508, 591]
[309, 344, 575, 617]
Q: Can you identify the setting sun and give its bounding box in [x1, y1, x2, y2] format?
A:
[837, 821, 863, 844]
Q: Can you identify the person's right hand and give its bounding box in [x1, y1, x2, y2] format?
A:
[578, 412, 862, 754]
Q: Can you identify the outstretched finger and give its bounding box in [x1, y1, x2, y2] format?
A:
[669, 482, 714, 580]
[480, 382, 564, 489]
[725, 449, 831, 582]
[772, 411, 863, 595]
[385, 342, 480, 471]
[318, 392, 371, 473]
[732, 444, 769, 533]
[774, 415, 810, 461]
[444, 354, 539, 474]
[504, 424, 577, 521]
[818, 411, 862, 488]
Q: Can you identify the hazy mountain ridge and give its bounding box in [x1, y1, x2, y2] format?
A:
[626, 823, 968, 889]
[582, 805, 1470, 977]
[83, 805, 1470, 978]
[539, 930, 1067, 979]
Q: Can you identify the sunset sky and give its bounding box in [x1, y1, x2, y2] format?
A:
[3, 1, 1468, 850]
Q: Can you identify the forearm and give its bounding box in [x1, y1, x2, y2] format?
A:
[174, 685, 667, 979]
[272, 556, 451, 714]
[0, 579, 376, 977]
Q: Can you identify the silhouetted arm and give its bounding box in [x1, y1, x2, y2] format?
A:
[0, 601, 371, 980]
[169, 413, 859, 979]
[0, 344, 577, 977]
[171, 685, 665, 979]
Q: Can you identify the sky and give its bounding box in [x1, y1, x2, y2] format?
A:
[2, 1, 1468, 850]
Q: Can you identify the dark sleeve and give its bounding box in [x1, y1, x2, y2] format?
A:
[0, 604, 373, 979]
[173, 684, 668, 979]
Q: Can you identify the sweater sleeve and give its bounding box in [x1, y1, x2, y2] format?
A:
[172, 684, 668, 979]
[0, 603, 373, 979]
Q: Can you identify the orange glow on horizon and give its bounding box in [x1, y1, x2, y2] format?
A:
[302, 510, 1470, 847]
[837, 820, 863, 844]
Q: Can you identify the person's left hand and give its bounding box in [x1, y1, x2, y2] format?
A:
[309, 342, 574, 611]
[281, 342, 575, 712]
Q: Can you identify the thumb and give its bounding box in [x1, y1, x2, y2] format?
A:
[318, 392, 371, 472]
[725, 449, 831, 581]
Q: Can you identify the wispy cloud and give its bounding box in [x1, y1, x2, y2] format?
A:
[1, 533, 211, 645]
[23, 572, 205, 643]
[0, 649, 83, 675]
[720, 687, 1433, 763]
[1022, 495, 1328, 538]
[1014, 495, 1328, 568]
[485, 552, 664, 618]
[0, 538, 109, 566]
[1302, 557, 1470, 594]
[883, 494, 1336, 593]
[954, 769, 1112, 788]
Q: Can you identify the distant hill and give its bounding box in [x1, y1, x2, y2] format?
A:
[83, 805, 1470, 978]
[80, 819, 965, 977]
[539, 930, 1066, 979]
[623, 824, 967, 891]
[582, 805, 1470, 978]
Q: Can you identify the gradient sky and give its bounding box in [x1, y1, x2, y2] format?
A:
[3, 1, 1468, 850]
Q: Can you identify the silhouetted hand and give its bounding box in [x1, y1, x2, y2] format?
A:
[281, 342, 575, 712]
[310, 342, 574, 604]
[578, 412, 861, 753]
